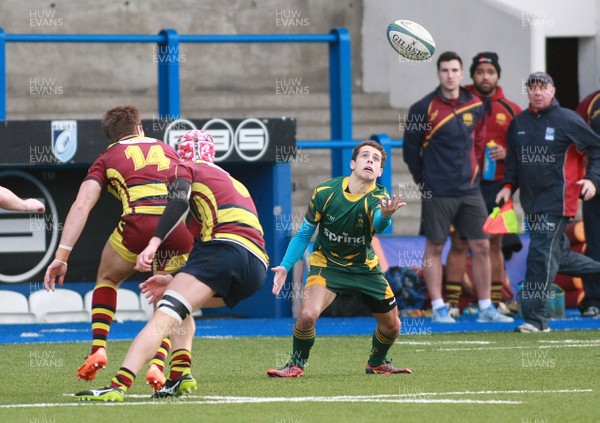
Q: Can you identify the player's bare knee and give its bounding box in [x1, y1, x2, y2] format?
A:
[157, 289, 193, 323]
[392, 316, 401, 334]
[96, 279, 120, 288]
[297, 308, 319, 329]
[384, 317, 401, 336]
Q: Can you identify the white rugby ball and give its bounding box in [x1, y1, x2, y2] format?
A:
[386, 19, 435, 61]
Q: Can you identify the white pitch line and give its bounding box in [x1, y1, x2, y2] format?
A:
[538, 339, 600, 344]
[396, 389, 593, 397]
[18, 388, 579, 410]
[0, 396, 524, 408]
[414, 343, 599, 352]
[190, 398, 524, 405]
[396, 340, 494, 345]
[61, 388, 593, 400]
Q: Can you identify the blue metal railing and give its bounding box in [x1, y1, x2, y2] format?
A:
[0, 28, 407, 317]
[296, 137, 404, 188]
[0, 28, 356, 175]
[0, 28, 404, 200]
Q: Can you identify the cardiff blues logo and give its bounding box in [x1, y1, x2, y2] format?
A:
[51, 120, 77, 162]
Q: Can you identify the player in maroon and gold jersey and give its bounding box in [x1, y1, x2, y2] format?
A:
[74, 129, 268, 401]
[44, 106, 193, 391]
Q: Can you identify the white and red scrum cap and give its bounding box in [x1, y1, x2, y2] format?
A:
[177, 129, 216, 163]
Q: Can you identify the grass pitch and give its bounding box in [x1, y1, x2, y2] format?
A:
[0, 330, 598, 422]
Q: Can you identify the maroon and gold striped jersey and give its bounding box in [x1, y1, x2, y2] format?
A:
[85, 136, 178, 216]
[172, 161, 269, 267]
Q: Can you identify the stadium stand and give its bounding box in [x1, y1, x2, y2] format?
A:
[84, 289, 147, 322]
[28, 288, 89, 323]
[0, 290, 36, 324]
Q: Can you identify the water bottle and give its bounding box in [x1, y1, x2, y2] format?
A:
[483, 140, 497, 181]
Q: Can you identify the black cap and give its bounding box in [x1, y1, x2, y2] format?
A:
[470, 52, 501, 78]
[525, 71, 554, 87]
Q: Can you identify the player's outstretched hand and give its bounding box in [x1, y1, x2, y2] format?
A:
[44, 259, 67, 291]
[139, 274, 173, 305]
[271, 266, 288, 296]
[24, 198, 45, 213]
[380, 194, 407, 217]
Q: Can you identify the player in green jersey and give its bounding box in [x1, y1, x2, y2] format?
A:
[267, 140, 412, 377]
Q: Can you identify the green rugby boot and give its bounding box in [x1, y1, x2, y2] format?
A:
[75, 386, 124, 402]
[151, 374, 197, 399]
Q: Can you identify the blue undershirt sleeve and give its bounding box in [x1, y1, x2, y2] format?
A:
[279, 220, 316, 272]
[373, 208, 392, 232]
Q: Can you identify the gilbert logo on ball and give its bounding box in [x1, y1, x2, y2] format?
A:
[386, 20, 436, 61]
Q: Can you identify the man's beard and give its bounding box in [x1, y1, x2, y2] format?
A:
[474, 82, 495, 96]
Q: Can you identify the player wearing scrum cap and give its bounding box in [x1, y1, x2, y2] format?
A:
[44, 106, 194, 391]
[75, 130, 268, 401]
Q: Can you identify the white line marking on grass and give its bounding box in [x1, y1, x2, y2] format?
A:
[1, 395, 524, 408]
[414, 343, 599, 352]
[191, 398, 523, 405]
[27, 388, 586, 410]
[62, 388, 594, 400]
[395, 389, 593, 396]
[396, 340, 494, 345]
[538, 339, 600, 344]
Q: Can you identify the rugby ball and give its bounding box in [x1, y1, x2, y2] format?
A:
[386, 20, 435, 61]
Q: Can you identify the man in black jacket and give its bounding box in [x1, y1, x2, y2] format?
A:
[497, 72, 600, 332]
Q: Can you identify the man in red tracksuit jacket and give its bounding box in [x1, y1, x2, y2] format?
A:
[444, 52, 521, 315]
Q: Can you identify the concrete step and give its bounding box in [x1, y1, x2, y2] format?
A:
[297, 122, 401, 140]
[6, 92, 392, 118]
[174, 107, 401, 126]
[182, 92, 393, 110]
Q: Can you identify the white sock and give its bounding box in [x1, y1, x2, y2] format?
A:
[478, 299, 492, 310]
[432, 299, 445, 310]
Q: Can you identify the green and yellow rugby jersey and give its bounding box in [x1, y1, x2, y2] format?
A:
[306, 176, 388, 272]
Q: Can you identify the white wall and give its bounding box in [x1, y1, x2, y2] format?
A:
[494, 0, 596, 36]
[494, 0, 598, 91]
[362, 0, 599, 109]
[578, 3, 600, 98]
[1, 0, 364, 98]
